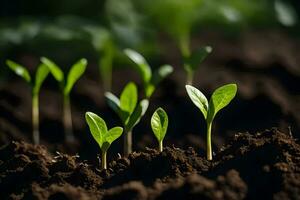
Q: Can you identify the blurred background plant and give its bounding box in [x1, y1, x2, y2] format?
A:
[1, 0, 299, 81]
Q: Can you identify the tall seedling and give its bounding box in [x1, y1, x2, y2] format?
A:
[124, 49, 173, 98]
[139, 0, 210, 84]
[6, 60, 49, 144]
[41, 57, 87, 143]
[186, 84, 237, 160]
[85, 112, 123, 169]
[105, 82, 149, 155]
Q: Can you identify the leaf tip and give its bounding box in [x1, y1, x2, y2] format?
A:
[85, 111, 93, 119]
[80, 58, 88, 65]
[185, 84, 193, 90]
[205, 46, 213, 53]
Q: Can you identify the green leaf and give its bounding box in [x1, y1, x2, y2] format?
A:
[275, 0, 297, 27]
[145, 84, 155, 99]
[185, 46, 212, 71]
[64, 58, 87, 95]
[105, 91, 129, 125]
[185, 85, 208, 119]
[6, 60, 31, 83]
[41, 57, 64, 82]
[151, 107, 168, 142]
[145, 64, 174, 98]
[151, 65, 173, 86]
[106, 127, 123, 144]
[33, 64, 49, 95]
[125, 99, 149, 131]
[105, 92, 120, 113]
[124, 49, 152, 83]
[207, 84, 237, 122]
[120, 82, 138, 115]
[101, 142, 111, 153]
[85, 112, 108, 146]
[101, 127, 123, 152]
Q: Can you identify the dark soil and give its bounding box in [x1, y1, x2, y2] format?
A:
[1, 128, 299, 200]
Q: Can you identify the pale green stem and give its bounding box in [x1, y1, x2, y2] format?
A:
[32, 93, 39, 145]
[206, 122, 212, 160]
[179, 36, 191, 58]
[179, 36, 194, 85]
[101, 151, 107, 170]
[63, 94, 74, 143]
[124, 129, 132, 156]
[159, 140, 163, 152]
[99, 58, 112, 92]
[186, 67, 194, 85]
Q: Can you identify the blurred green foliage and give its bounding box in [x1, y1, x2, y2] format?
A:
[0, 0, 298, 81]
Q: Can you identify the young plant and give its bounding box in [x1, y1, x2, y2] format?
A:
[6, 60, 49, 144]
[138, 0, 210, 84]
[151, 107, 169, 152]
[105, 82, 149, 155]
[85, 112, 123, 170]
[183, 46, 212, 85]
[41, 57, 87, 143]
[186, 84, 237, 160]
[124, 49, 173, 98]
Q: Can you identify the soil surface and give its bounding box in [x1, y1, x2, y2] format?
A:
[1, 128, 299, 200]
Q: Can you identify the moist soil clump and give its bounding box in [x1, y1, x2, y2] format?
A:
[0, 128, 299, 199]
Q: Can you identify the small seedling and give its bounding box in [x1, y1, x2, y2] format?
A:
[85, 112, 123, 169]
[124, 49, 173, 98]
[105, 82, 149, 155]
[186, 84, 237, 160]
[41, 57, 87, 143]
[6, 60, 49, 144]
[151, 107, 169, 152]
[183, 46, 212, 85]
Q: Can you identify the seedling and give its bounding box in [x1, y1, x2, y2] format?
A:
[6, 60, 49, 144]
[186, 84, 237, 160]
[41, 57, 87, 143]
[183, 46, 212, 85]
[85, 112, 123, 169]
[105, 82, 149, 155]
[151, 107, 168, 152]
[124, 49, 173, 98]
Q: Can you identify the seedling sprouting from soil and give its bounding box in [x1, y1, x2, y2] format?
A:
[151, 107, 169, 152]
[186, 84, 237, 160]
[6, 60, 49, 144]
[85, 112, 123, 169]
[183, 46, 212, 85]
[41, 57, 87, 143]
[105, 82, 149, 155]
[124, 49, 173, 98]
